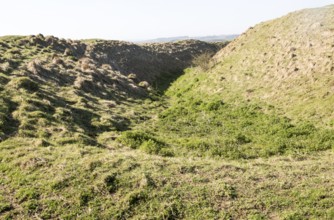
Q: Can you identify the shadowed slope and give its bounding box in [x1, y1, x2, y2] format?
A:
[0, 35, 222, 143]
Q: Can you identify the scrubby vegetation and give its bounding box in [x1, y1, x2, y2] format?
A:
[1, 4, 334, 219]
[191, 52, 214, 71]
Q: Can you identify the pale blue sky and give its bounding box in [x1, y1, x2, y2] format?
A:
[1, 0, 333, 41]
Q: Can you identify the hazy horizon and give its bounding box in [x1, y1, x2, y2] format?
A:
[1, 0, 334, 41]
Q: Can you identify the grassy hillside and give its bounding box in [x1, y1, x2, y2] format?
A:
[129, 5, 334, 160]
[136, 68, 334, 159]
[1, 5, 334, 220]
[197, 5, 334, 126]
[0, 35, 221, 145]
[113, 5, 334, 217]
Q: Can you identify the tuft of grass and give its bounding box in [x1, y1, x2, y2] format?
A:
[7, 77, 39, 92]
[117, 131, 173, 156]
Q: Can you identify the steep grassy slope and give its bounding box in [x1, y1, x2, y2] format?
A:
[133, 5, 334, 159]
[195, 5, 334, 126]
[139, 69, 334, 159]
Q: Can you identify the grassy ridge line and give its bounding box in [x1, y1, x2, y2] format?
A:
[0, 35, 221, 145]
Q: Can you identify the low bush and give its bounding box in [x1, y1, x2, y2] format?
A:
[192, 52, 214, 71]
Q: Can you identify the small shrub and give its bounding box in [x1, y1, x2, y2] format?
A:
[55, 133, 97, 146]
[248, 213, 267, 220]
[192, 52, 214, 71]
[184, 139, 211, 152]
[283, 212, 305, 220]
[213, 140, 245, 159]
[158, 200, 184, 219]
[286, 122, 315, 138]
[326, 208, 334, 219]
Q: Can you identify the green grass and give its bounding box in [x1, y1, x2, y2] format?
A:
[182, 6, 334, 128]
[1, 138, 334, 219]
[1, 7, 334, 218]
[127, 67, 334, 159]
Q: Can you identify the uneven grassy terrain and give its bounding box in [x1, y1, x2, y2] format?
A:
[1, 4, 334, 220]
[128, 5, 334, 159]
[206, 5, 334, 126]
[2, 138, 334, 219]
[0, 35, 222, 145]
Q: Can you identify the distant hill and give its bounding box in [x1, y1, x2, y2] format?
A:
[136, 34, 238, 43]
